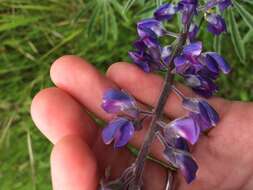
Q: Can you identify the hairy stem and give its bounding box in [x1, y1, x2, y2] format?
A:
[129, 14, 194, 189]
[129, 35, 187, 190]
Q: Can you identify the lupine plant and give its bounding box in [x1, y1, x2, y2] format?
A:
[100, 0, 232, 189]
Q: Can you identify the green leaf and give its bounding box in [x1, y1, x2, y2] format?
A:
[87, 4, 102, 37]
[123, 0, 136, 12]
[0, 16, 42, 32]
[243, 29, 253, 43]
[156, 0, 163, 7]
[213, 35, 222, 54]
[227, 9, 246, 62]
[234, 1, 253, 29]
[242, 0, 253, 5]
[110, 0, 128, 21]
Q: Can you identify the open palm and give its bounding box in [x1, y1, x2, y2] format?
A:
[31, 55, 253, 190]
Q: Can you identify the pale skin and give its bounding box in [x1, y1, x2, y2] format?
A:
[31, 55, 253, 190]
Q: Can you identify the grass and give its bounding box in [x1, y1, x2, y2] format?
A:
[0, 0, 252, 189]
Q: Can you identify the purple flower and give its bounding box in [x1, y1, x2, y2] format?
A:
[154, 3, 178, 21]
[206, 14, 227, 35]
[102, 117, 135, 148]
[102, 89, 138, 117]
[163, 145, 198, 183]
[183, 41, 202, 57]
[178, 0, 199, 25]
[218, 0, 232, 12]
[188, 24, 199, 41]
[137, 19, 165, 38]
[205, 52, 231, 74]
[164, 116, 200, 144]
[205, 0, 232, 12]
[185, 74, 218, 97]
[128, 51, 151, 72]
[129, 36, 171, 72]
[182, 97, 219, 130]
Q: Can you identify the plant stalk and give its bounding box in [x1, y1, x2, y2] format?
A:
[129, 13, 194, 189]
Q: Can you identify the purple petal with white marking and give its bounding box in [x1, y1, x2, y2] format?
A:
[188, 24, 199, 42]
[102, 118, 127, 145]
[137, 19, 165, 37]
[184, 74, 202, 87]
[182, 97, 200, 113]
[185, 75, 218, 97]
[154, 3, 178, 21]
[190, 112, 212, 131]
[204, 54, 220, 74]
[199, 100, 220, 126]
[175, 152, 198, 183]
[161, 45, 172, 63]
[206, 52, 231, 74]
[183, 42, 202, 57]
[206, 14, 226, 35]
[170, 116, 200, 144]
[114, 120, 135, 148]
[102, 89, 137, 116]
[174, 55, 190, 74]
[128, 51, 150, 72]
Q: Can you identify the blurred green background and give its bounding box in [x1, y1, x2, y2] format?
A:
[0, 0, 252, 189]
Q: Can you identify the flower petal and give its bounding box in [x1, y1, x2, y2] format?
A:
[128, 51, 151, 72]
[154, 3, 178, 21]
[190, 112, 212, 131]
[114, 120, 135, 148]
[174, 55, 190, 74]
[183, 42, 202, 57]
[199, 100, 220, 126]
[188, 24, 199, 41]
[206, 14, 226, 35]
[175, 152, 198, 183]
[169, 116, 200, 144]
[161, 45, 172, 63]
[206, 52, 231, 74]
[182, 97, 200, 112]
[219, 0, 232, 12]
[102, 89, 137, 116]
[102, 118, 127, 145]
[137, 18, 165, 37]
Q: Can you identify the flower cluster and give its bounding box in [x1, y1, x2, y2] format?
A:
[129, 0, 231, 97]
[101, 89, 139, 148]
[100, 0, 232, 188]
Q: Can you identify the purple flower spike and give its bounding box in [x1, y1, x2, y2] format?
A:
[169, 116, 200, 144]
[175, 152, 198, 183]
[219, 0, 232, 12]
[206, 14, 226, 35]
[154, 3, 178, 21]
[102, 118, 135, 148]
[102, 89, 138, 117]
[206, 52, 231, 74]
[137, 19, 165, 37]
[183, 42, 202, 57]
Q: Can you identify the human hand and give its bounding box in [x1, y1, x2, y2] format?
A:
[31, 55, 253, 190]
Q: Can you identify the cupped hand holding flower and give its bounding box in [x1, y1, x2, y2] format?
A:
[31, 55, 253, 190]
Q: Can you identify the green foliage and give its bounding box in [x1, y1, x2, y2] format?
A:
[0, 1, 252, 190]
